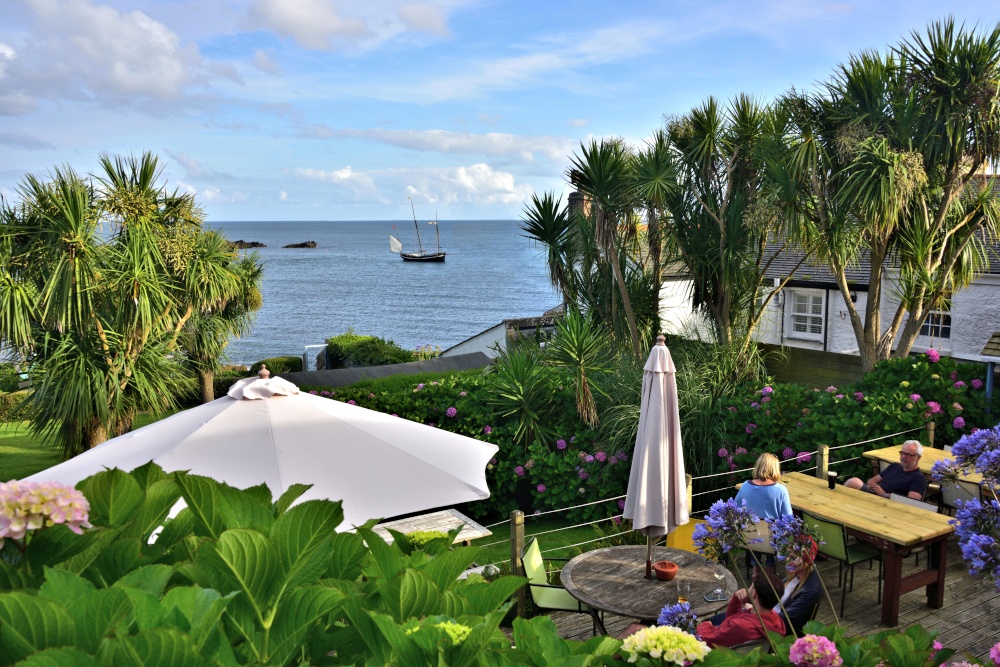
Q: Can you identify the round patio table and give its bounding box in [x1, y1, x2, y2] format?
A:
[561, 545, 738, 623]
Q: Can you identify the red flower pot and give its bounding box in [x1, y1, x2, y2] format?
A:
[653, 560, 679, 581]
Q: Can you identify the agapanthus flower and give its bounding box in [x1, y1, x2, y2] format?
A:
[972, 379, 984, 390]
[445, 407, 457, 418]
[952, 497, 1000, 590]
[926, 349, 941, 363]
[769, 514, 823, 564]
[620, 625, 710, 666]
[954, 417, 966, 430]
[514, 466, 525, 477]
[693, 498, 761, 561]
[789, 634, 843, 667]
[556, 438, 567, 450]
[536, 484, 546, 493]
[657, 601, 698, 635]
[0, 481, 92, 546]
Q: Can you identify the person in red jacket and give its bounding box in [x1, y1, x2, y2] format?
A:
[695, 570, 785, 647]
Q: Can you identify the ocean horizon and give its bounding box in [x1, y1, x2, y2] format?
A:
[205, 219, 559, 367]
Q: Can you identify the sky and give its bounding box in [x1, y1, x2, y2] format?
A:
[2, 0, 1000, 222]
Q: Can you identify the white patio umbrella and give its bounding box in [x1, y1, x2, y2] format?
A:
[622, 335, 689, 578]
[24, 374, 499, 530]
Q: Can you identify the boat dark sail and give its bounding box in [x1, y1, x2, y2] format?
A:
[389, 198, 446, 262]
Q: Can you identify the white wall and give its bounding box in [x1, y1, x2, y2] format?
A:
[658, 279, 715, 339]
[441, 323, 506, 359]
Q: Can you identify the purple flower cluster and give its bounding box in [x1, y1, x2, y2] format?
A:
[926, 401, 942, 414]
[926, 348, 941, 363]
[656, 601, 698, 634]
[972, 379, 984, 390]
[556, 438, 567, 450]
[910, 394, 922, 402]
[854, 392, 865, 401]
[445, 407, 457, 418]
[954, 416, 966, 430]
[782, 447, 795, 461]
[536, 484, 546, 493]
[483, 425, 492, 434]
[692, 498, 760, 560]
[745, 423, 757, 434]
[769, 514, 823, 565]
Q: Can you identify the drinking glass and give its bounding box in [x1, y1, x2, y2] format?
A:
[712, 564, 726, 600]
[675, 580, 690, 603]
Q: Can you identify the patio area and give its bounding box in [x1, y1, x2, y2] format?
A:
[544, 538, 1000, 661]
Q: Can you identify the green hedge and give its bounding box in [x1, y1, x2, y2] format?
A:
[325, 331, 415, 368]
[250, 355, 302, 374]
[0, 390, 28, 422]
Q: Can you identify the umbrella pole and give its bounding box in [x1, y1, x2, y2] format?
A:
[645, 536, 653, 579]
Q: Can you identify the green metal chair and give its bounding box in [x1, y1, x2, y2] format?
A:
[801, 511, 881, 617]
[519, 537, 605, 635]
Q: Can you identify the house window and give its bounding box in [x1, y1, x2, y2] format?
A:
[788, 291, 824, 340]
[920, 311, 952, 339]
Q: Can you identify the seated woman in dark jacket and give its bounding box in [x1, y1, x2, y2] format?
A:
[775, 538, 822, 635]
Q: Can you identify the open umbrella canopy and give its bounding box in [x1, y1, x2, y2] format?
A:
[24, 376, 499, 530]
[623, 336, 689, 575]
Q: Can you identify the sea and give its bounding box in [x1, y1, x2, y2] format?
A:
[204, 220, 559, 367]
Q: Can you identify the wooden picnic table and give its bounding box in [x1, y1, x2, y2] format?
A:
[370, 508, 492, 546]
[560, 545, 737, 624]
[782, 471, 954, 626]
[863, 444, 983, 484]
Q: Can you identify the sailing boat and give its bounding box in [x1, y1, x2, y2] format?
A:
[388, 198, 446, 262]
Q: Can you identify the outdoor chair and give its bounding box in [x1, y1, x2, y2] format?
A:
[940, 480, 982, 516]
[519, 537, 605, 635]
[730, 638, 771, 654]
[888, 493, 939, 564]
[743, 519, 775, 579]
[800, 511, 881, 617]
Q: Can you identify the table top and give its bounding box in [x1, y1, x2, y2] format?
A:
[560, 545, 737, 622]
[783, 472, 954, 547]
[369, 509, 492, 545]
[863, 445, 983, 484]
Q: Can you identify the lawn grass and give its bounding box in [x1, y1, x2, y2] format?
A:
[0, 412, 175, 481]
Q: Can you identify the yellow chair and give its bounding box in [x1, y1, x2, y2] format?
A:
[520, 537, 605, 635]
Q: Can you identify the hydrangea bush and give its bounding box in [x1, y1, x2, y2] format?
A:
[0, 480, 91, 548]
[620, 625, 710, 665]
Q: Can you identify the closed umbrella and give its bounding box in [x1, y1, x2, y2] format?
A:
[25, 374, 498, 530]
[622, 335, 689, 578]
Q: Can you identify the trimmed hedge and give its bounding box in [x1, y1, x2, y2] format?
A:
[325, 331, 415, 368]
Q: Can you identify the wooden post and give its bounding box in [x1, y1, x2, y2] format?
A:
[816, 444, 829, 479]
[926, 421, 936, 448]
[510, 510, 526, 618]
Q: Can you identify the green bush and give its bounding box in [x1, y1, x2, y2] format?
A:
[325, 330, 415, 368]
[0, 390, 28, 422]
[0, 363, 21, 393]
[250, 355, 302, 374]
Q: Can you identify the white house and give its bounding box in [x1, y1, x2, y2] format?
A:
[441, 308, 564, 359]
[658, 246, 1000, 359]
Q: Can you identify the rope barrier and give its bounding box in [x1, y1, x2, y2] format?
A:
[526, 515, 622, 539]
[828, 427, 922, 449]
[523, 494, 625, 519]
[539, 530, 652, 556]
[484, 519, 511, 529]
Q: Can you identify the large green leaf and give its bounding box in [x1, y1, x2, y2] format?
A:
[271, 500, 342, 588]
[453, 608, 515, 667]
[118, 588, 165, 633]
[113, 565, 174, 597]
[173, 474, 228, 539]
[452, 576, 526, 616]
[338, 597, 392, 665]
[510, 616, 572, 665]
[273, 484, 312, 515]
[83, 539, 142, 587]
[49, 526, 122, 578]
[190, 529, 280, 623]
[99, 628, 205, 667]
[160, 586, 236, 654]
[24, 526, 102, 572]
[327, 532, 368, 581]
[125, 479, 181, 541]
[65, 588, 132, 654]
[78, 469, 145, 527]
[9, 647, 99, 667]
[0, 593, 75, 666]
[381, 569, 442, 622]
[127, 462, 169, 490]
[0, 560, 35, 591]
[355, 527, 404, 582]
[37, 569, 95, 613]
[365, 611, 426, 666]
[264, 585, 344, 666]
[152, 510, 195, 551]
[417, 548, 479, 591]
[216, 484, 273, 535]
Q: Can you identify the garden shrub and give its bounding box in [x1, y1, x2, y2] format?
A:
[325, 330, 415, 368]
[0, 363, 22, 393]
[0, 390, 28, 422]
[250, 355, 302, 374]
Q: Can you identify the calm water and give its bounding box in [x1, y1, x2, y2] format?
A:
[205, 220, 559, 366]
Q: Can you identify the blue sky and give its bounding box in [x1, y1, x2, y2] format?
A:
[2, 0, 1000, 222]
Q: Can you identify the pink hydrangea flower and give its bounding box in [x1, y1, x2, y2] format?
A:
[730, 462, 737, 470]
[910, 394, 921, 402]
[751, 402, 760, 409]
[309, 390, 317, 395]
[445, 406, 457, 418]
[950, 371, 958, 380]
[835, 394, 844, 399]
[483, 425, 492, 434]
[578, 470, 589, 480]
[595, 451, 607, 462]
[789, 634, 843, 667]
[989, 641, 1000, 666]
[728, 406, 737, 412]
[391, 413, 398, 417]
[745, 424, 757, 434]
[797, 451, 812, 464]
[416, 383, 425, 390]
[536, 484, 546, 493]
[0, 481, 92, 545]
[514, 466, 525, 476]
[954, 380, 966, 389]
[735, 447, 748, 455]
[971, 379, 984, 390]
[458, 391, 467, 397]
[783, 447, 795, 460]
[926, 349, 941, 363]
[854, 392, 865, 401]
[926, 401, 942, 414]
[347, 399, 356, 405]
[585, 455, 595, 463]
[718, 448, 729, 458]
[762, 386, 774, 395]
[825, 386, 837, 392]
[762, 396, 772, 403]
[368, 393, 375, 399]
[953, 416, 965, 430]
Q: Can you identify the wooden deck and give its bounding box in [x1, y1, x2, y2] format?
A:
[541, 538, 999, 661]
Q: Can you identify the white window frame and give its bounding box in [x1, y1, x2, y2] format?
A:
[919, 309, 952, 340]
[786, 289, 825, 341]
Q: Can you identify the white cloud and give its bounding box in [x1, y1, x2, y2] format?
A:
[0, 131, 54, 150]
[199, 187, 249, 204]
[294, 166, 383, 202]
[164, 150, 231, 180]
[246, 0, 458, 51]
[309, 127, 574, 163]
[279, 191, 288, 201]
[568, 118, 588, 128]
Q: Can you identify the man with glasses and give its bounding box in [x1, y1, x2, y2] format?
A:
[844, 439, 928, 500]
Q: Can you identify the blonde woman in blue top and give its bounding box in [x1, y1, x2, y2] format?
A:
[734, 452, 792, 573]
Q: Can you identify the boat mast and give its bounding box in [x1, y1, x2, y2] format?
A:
[434, 210, 441, 252]
[409, 197, 425, 253]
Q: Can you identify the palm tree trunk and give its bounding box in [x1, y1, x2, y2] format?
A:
[199, 369, 215, 403]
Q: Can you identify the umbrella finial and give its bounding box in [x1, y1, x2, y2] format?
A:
[258, 364, 270, 379]
[656, 334, 665, 346]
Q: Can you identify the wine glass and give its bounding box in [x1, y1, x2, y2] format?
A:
[712, 563, 726, 600]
